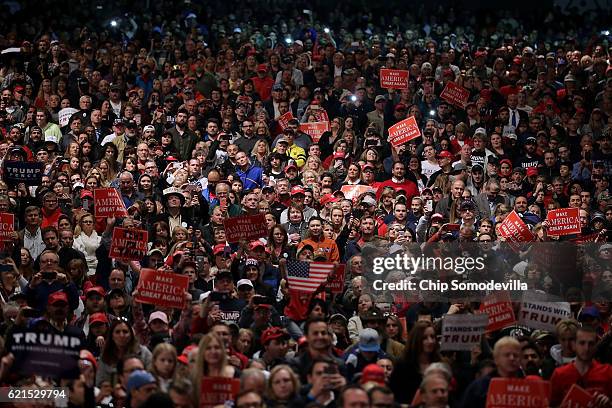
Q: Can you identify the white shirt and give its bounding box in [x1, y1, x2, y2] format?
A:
[421, 160, 441, 181]
[23, 227, 44, 260]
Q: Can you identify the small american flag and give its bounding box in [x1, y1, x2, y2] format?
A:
[286, 260, 334, 292]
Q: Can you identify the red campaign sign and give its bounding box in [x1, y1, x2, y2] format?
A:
[311, 107, 329, 124]
[570, 233, 599, 243]
[277, 111, 294, 129]
[340, 185, 378, 202]
[0, 213, 14, 241]
[440, 81, 470, 108]
[328, 264, 346, 294]
[223, 214, 268, 243]
[498, 211, 535, 249]
[546, 208, 580, 236]
[135, 268, 189, 309]
[560, 384, 595, 408]
[388, 116, 421, 147]
[380, 68, 409, 89]
[476, 292, 516, 333]
[299, 121, 329, 143]
[109, 227, 148, 261]
[200, 377, 240, 408]
[94, 188, 128, 218]
[486, 378, 551, 408]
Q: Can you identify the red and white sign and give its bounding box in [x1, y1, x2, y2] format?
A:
[560, 384, 595, 408]
[277, 111, 294, 129]
[440, 314, 488, 351]
[136, 268, 189, 309]
[109, 227, 148, 261]
[0, 213, 14, 241]
[486, 378, 551, 408]
[546, 208, 580, 236]
[340, 185, 378, 202]
[498, 211, 535, 249]
[570, 233, 599, 243]
[519, 294, 571, 332]
[200, 377, 240, 408]
[328, 264, 346, 294]
[299, 121, 329, 143]
[380, 69, 409, 89]
[440, 81, 470, 108]
[476, 292, 516, 333]
[388, 116, 421, 147]
[223, 214, 268, 243]
[310, 106, 330, 124]
[94, 188, 128, 218]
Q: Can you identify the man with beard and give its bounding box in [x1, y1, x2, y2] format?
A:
[551, 325, 612, 406]
[521, 340, 544, 377]
[169, 109, 198, 161]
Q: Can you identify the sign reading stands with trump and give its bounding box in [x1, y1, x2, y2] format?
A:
[440, 314, 487, 351]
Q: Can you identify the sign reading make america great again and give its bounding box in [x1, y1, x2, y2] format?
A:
[223, 214, 268, 243]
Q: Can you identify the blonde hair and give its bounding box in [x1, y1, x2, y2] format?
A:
[493, 336, 521, 358]
[192, 333, 229, 404]
[150, 343, 177, 378]
[266, 364, 300, 401]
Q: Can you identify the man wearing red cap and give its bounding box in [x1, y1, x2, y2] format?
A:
[279, 185, 318, 224]
[44, 290, 85, 338]
[256, 326, 290, 370]
[428, 151, 454, 186]
[251, 64, 274, 101]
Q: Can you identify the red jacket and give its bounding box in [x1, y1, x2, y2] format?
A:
[251, 76, 274, 102]
[375, 179, 419, 201]
[550, 360, 612, 406]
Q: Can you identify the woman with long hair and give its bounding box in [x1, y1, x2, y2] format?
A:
[250, 139, 270, 168]
[192, 333, 238, 405]
[318, 117, 344, 160]
[266, 225, 290, 266]
[96, 158, 116, 187]
[149, 343, 178, 392]
[19, 248, 35, 281]
[97, 318, 152, 386]
[73, 213, 102, 277]
[389, 321, 442, 404]
[347, 294, 375, 343]
[265, 365, 305, 408]
[100, 143, 120, 174]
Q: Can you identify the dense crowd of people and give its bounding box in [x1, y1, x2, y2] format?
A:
[0, 1, 610, 407]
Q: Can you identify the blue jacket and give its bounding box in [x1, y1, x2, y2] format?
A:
[236, 164, 264, 190]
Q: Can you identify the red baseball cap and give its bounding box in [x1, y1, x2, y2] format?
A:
[48, 291, 68, 305]
[85, 286, 106, 298]
[80, 189, 94, 199]
[257, 64, 268, 73]
[320, 193, 339, 206]
[291, 186, 306, 196]
[526, 167, 539, 177]
[89, 312, 109, 325]
[437, 150, 453, 159]
[360, 364, 386, 386]
[249, 240, 265, 251]
[261, 326, 290, 345]
[213, 244, 226, 255]
[178, 344, 198, 365]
